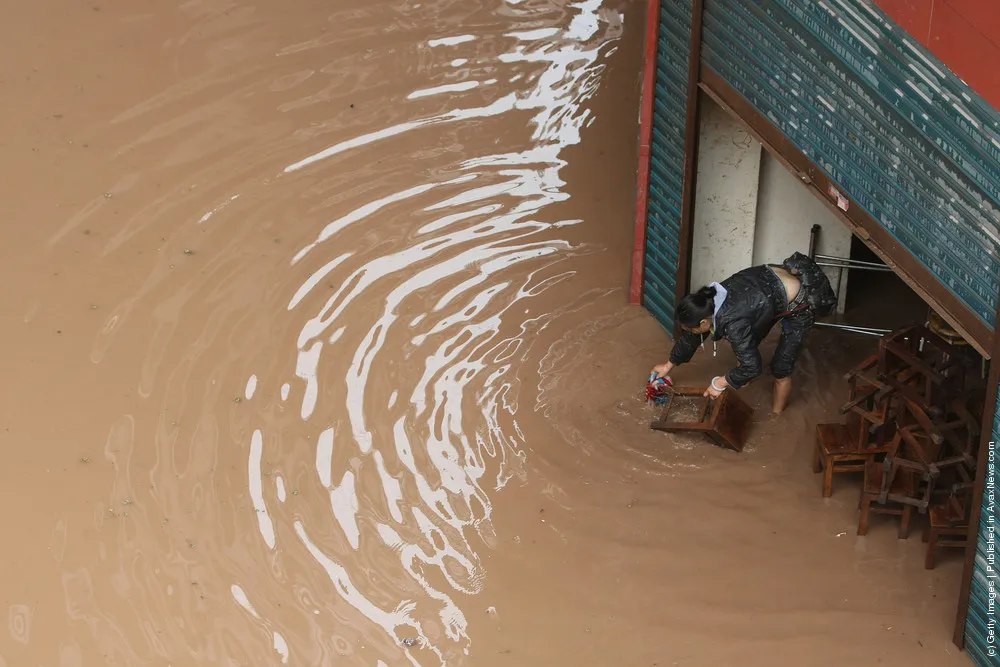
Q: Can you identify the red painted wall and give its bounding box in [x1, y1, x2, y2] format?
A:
[874, 0, 1000, 111]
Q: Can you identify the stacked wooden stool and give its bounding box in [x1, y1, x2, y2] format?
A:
[812, 325, 982, 566]
[813, 353, 894, 498]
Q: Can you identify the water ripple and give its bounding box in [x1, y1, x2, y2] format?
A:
[32, 0, 624, 664]
[260, 1, 624, 662]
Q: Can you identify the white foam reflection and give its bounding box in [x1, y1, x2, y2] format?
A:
[329, 470, 361, 550]
[232, 585, 291, 664]
[428, 35, 477, 47]
[316, 428, 334, 488]
[231, 585, 259, 618]
[248, 429, 276, 550]
[247, 1, 624, 663]
[408, 81, 481, 99]
[197, 194, 239, 224]
[283, 96, 519, 173]
[294, 520, 444, 663]
[273, 632, 290, 664]
[507, 28, 560, 40]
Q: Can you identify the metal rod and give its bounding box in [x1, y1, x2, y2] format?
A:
[813, 321, 891, 336]
[814, 254, 890, 269]
[825, 328, 885, 336]
[814, 323, 890, 335]
[808, 224, 820, 260]
[817, 328, 885, 338]
[824, 323, 892, 333]
[815, 258, 894, 270]
[815, 261, 895, 272]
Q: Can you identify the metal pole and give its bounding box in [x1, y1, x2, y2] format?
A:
[813, 322, 891, 337]
[814, 254, 892, 270]
[815, 260, 895, 272]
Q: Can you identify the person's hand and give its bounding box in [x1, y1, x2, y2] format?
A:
[651, 363, 673, 379]
[704, 376, 727, 399]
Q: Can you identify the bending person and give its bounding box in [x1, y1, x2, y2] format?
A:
[650, 252, 836, 414]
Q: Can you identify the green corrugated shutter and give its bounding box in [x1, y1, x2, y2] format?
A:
[643, 0, 693, 335]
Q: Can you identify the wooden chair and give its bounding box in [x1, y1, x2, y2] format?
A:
[813, 416, 892, 498]
[932, 395, 982, 481]
[841, 357, 896, 449]
[813, 355, 900, 497]
[878, 425, 941, 514]
[923, 484, 973, 569]
[858, 459, 919, 538]
[875, 394, 982, 517]
[877, 326, 969, 411]
[650, 386, 754, 452]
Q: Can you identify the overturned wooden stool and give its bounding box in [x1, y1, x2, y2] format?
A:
[858, 459, 919, 539]
[841, 354, 896, 449]
[878, 325, 971, 411]
[650, 387, 754, 452]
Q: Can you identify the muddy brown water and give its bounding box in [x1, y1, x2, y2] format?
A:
[0, 1, 971, 665]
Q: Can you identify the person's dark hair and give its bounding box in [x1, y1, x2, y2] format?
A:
[676, 285, 717, 328]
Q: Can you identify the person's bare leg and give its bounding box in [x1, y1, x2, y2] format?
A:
[773, 377, 793, 414]
[770, 309, 810, 415]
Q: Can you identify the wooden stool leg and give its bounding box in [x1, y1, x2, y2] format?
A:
[812, 442, 822, 474]
[858, 498, 870, 535]
[823, 461, 835, 498]
[925, 531, 937, 570]
[922, 524, 930, 543]
[899, 506, 912, 540]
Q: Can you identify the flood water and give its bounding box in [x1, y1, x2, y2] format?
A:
[0, 1, 974, 666]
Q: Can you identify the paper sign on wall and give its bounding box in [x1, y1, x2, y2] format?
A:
[827, 185, 849, 212]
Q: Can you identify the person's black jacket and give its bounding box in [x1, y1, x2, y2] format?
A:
[668, 266, 784, 390]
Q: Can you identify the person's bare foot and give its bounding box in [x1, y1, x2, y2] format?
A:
[761, 410, 782, 424]
[772, 377, 792, 414]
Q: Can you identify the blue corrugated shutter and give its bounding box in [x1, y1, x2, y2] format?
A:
[967, 407, 1000, 665]
[643, 0, 693, 335]
[699, 0, 1000, 327]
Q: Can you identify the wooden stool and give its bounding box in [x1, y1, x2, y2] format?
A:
[858, 460, 918, 538]
[813, 420, 890, 498]
[923, 506, 969, 569]
[879, 425, 940, 514]
[840, 353, 898, 451]
[650, 387, 754, 452]
[878, 326, 969, 411]
[923, 486, 972, 569]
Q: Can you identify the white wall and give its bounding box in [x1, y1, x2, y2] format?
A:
[690, 96, 762, 291]
[688, 98, 852, 313]
[752, 152, 851, 313]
